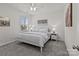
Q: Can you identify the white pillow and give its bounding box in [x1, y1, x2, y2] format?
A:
[31, 26, 39, 32]
[39, 28, 48, 33]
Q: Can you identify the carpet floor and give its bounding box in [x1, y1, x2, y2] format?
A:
[0, 40, 69, 56]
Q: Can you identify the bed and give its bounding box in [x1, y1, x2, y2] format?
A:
[17, 22, 51, 53]
[17, 31, 50, 53]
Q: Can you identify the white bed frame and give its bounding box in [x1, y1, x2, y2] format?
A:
[17, 32, 50, 53]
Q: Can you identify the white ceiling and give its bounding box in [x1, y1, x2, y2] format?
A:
[0, 3, 67, 14]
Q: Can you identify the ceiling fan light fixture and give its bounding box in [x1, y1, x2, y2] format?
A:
[33, 7, 37, 11]
[30, 7, 33, 11]
[30, 3, 37, 11]
[30, 7, 37, 11]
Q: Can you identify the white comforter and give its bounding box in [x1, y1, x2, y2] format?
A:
[17, 32, 50, 47]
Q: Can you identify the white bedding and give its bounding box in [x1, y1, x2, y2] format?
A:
[17, 32, 50, 47]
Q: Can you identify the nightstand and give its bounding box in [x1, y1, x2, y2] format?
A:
[51, 33, 57, 40]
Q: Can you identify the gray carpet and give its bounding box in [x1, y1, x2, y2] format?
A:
[0, 40, 69, 56]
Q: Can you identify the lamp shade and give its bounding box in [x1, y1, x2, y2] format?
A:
[52, 25, 56, 33]
[52, 27, 56, 31]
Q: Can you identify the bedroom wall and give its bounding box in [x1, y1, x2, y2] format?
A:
[0, 4, 29, 46]
[76, 4, 79, 46]
[64, 3, 79, 56]
[72, 3, 79, 55]
[31, 7, 65, 41]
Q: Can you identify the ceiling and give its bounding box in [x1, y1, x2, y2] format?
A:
[4, 3, 67, 14]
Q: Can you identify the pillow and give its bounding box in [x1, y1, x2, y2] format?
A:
[31, 25, 49, 33]
[38, 28, 48, 33]
[31, 26, 39, 32]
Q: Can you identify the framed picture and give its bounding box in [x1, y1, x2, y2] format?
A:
[0, 16, 10, 26]
[66, 3, 72, 27]
[37, 19, 48, 24]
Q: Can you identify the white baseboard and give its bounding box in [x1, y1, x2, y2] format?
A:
[0, 40, 16, 46]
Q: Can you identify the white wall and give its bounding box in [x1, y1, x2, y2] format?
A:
[76, 4, 79, 45]
[0, 4, 30, 46]
[31, 7, 65, 41]
[65, 3, 79, 56]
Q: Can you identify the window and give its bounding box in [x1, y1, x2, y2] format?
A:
[19, 16, 28, 31]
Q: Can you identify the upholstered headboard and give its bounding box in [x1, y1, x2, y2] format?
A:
[31, 19, 51, 32]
